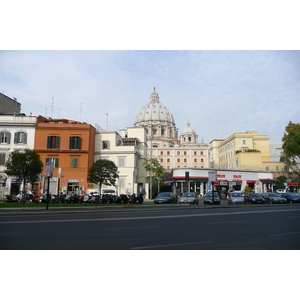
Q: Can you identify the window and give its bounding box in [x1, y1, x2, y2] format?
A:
[160, 159, 163, 163]
[71, 158, 78, 168]
[160, 151, 163, 155]
[275, 166, 280, 172]
[118, 156, 126, 167]
[69, 136, 81, 149]
[177, 151, 180, 155]
[46, 158, 59, 168]
[201, 151, 203, 155]
[194, 151, 197, 155]
[265, 166, 270, 171]
[47, 136, 60, 149]
[201, 159, 204, 162]
[0, 153, 6, 165]
[167, 151, 170, 155]
[184, 159, 187, 163]
[184, 151, 187, 155]
[0, 132, 11, 144]
[167, 159, 170, 162]
[242, 139, 246, 145]
[177, 158, 180, 162]
[102, 140, 109, 149]
[194, 158, 197, 162]
[14, 132, 27, 144]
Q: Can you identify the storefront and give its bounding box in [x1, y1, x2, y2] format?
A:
[169, 168, 276, 195]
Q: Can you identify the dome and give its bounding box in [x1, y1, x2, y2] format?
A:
[134, 87, 175, 125]
[182, 122, 196, 134]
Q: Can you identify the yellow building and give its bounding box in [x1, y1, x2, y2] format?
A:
[209, 131, 287, 172]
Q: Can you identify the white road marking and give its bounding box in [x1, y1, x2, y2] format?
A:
[270, 231, 300, 237]
[1, 208, 300, 224]
[131, 241, 213, 250]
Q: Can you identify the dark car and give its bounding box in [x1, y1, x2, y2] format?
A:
[281, 193, 300, 204]
[244, 193, 265, 204]
[261, 193, 287, 204]
[154, 192, 176, 204]
[203, 192, 220, 205]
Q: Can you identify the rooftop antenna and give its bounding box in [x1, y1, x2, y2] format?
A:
[45, 107, 48, 116]
[104, 113, 108, 131]
[51, 97, 54, 118]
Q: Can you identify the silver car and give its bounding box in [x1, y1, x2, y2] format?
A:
[228, 192, 244, 205]
[179, 192, 199, 204]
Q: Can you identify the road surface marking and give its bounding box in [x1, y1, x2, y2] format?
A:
[1, 208, 300, 224]
[131, 241, 213, 250]
[270, 231, 300, 237]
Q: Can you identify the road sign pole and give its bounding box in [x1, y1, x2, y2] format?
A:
[46, 176, 50, 210]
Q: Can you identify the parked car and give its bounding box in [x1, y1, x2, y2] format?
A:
[203, 192, 220, 205]
[244, 193, 265, 204]
[261, 193, 287, 204]
[228, 192, 244, 205]
[154, 192, 176, 204]
[179, 192, 199, 204]
[281, 193, 300, 203]
[276, 189, 286, 194]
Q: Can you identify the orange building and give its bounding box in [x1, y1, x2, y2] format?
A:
[34, 116, 96, 196]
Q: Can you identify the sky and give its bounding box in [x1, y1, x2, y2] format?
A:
[1, 1, 299, 297]
[1, 50, 299, 143]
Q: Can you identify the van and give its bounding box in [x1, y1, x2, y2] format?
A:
[101, 188, 117, 196]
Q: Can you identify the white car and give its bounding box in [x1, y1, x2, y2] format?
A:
[276, 189, 286, 194]
[179, 192, 199, 204]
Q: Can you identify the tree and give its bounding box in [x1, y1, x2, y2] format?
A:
[87, 159, 119, 194]
[143, 157, 165, 198]
[276, 175, 287, 190]
[281, 121, 300, 176]
[5, 149, 43, 202]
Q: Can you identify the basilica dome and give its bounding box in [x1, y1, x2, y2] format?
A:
[134, 87, 176, 126]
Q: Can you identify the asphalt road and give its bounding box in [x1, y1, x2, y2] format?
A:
[1, 204, 300, 250]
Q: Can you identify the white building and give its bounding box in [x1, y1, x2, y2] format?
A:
[134, 88, 210, 171]
[92, 126, 148, 196]
[0, 113, 37, 197]
[170, 167, 276, 196]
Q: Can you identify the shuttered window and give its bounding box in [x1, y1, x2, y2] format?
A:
[14, 132, 27, 144]
[47, 136, 60, 149]
[71, 158, 78, 168]
[46, 158, 59, 168]
[69, 136, 81, 150]
[0, 132, 11, 144]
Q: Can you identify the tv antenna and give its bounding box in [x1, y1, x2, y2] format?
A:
[104, 113, 108, 131]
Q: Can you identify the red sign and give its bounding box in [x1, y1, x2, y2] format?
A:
[233, 175, 242, 178]
[288, 183, 298, 186]
[217, 174, 225, 178]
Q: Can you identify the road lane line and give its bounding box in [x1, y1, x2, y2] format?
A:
[1, 208, 300, 224]
[131, 241, 213, 250]
[103, 226, 159, 231]
[270, 231, 300, 237]
[209, 220, 250, 224]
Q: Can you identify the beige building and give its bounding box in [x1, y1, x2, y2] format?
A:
[92, 126, 148, 196]
[134, 88, 210, 171]
[209, 131, 287, 172]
